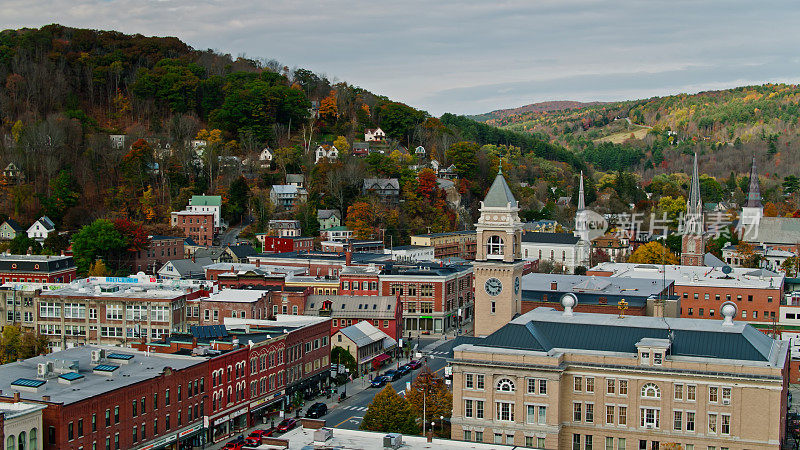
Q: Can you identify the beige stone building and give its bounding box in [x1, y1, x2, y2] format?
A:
[450, 303, 789, 449]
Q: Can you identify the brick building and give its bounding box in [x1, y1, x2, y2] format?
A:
[0, 345, 208, 450]
[260, 236, 315, 254]
[196, 289, 271, 324]
[305, 294, 402, 341]
[450, 306, 788, 449]
[248, 252, 390, 278]
[410, 230, 477, 260]
[171, 210, 215, 246]
[588, 262, 784, 323]
[131, 235, 185, 274]
[0, 254, 76, 284]
[34, 275, 212, 350]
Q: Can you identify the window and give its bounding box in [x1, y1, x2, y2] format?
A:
[641, 383, 660, 399]
[708, 413, 717, 434]
[585, 435, 593, 450]
[476, 400, 484, 419]
[132, 399, 137, 417]
[106, 305, 123, 320]
[709, 386, 718, 403]
[527, 378, 536, 394]
[573, 434, 581, 450]
[721, 414, 730, 435]
[639, 407, 660, 428]
[68, 422, 74, 441]
[673, 411, 682, 430]
[653, 353, 662, 365]
[487, 235, 504, 255]
[618, 380, 628, 396]
[573, 402, 582, 421]
[496, 378, 515, 392]
[539, 379, 547, 395]
[92, 413, 96, 432]
[607, 378, 616, 394]
[114, 406, 119, 424]
[585, 403, 594, 423]
[475, 431, 483, 442]
[687, 385, 696, 401]
[465, 400, 473, 418]
[640, 351, 650, 364]
[618, 406, 627, 426]
[495, 401, 514, 421]
[574, 376, 583, 391]
[606, 405, 615, 424]
[538, 405, 547, 425]
[465, 373, 473, 389]
[686, 412, 695, 431]
[476, 374, 485, 390]
[464, 430, 471, 441]
[721, 387, 731, 404]
[526, 405, 536, 424]
[674, 384, 684, 400]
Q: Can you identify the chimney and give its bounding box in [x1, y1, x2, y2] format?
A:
[345, 250, 352, 267]
[550, 281, 557, 291]
[42, 395, 50, 401]
[13, 392, 20, 402]
[255, 260, 261, 268]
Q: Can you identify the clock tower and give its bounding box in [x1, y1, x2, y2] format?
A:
[473, 166, 525, 337]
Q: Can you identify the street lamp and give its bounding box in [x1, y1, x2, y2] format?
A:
[440, 415, 444, 433]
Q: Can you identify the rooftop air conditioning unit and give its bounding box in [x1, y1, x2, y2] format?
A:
[383, 433, 403, 449]
[91, 349, 105, 363]
[37, 362, 51, 377]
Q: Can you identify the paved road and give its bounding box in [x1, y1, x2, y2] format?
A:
[218, 216, 250, 246]
[325, 338, 457, 431]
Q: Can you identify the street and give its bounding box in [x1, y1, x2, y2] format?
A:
[325, 338, 457, 431]
[205, 337, 458, 449]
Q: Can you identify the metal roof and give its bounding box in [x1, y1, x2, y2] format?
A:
[482, 172, 516, 208]
[521, 232, 579, 245]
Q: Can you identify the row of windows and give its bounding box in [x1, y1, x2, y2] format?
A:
[333, 318, 391, 329]
[686, 307, 776, 319]
[680, 292, 771, 303]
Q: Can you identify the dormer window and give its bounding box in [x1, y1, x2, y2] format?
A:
[653, 352, 663, 365]
[640, 352, 650, 364]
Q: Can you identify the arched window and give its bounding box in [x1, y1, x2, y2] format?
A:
[28, 429, 36, 450]
[496, 378, 515, 392]
[641, 383, 660, 399]
[6, 435, 14, 450]
[17, 431, 25, 450]
[487, 235, 504, 256]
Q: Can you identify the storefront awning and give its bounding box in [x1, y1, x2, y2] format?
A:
[371, 353, 390, 366]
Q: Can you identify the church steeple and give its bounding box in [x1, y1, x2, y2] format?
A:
[577, 170, 586, 211]
[681, 153, 706, 266]
[745, 156, 762, 208]
[574, 171, 591, 268]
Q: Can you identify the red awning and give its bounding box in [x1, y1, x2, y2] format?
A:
[371, 353, 390, 366]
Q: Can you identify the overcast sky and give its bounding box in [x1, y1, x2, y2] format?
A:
[2, 0, 799, 115]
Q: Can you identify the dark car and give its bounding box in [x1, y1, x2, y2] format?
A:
[370, 375, 388, 388]
[397, 364, 411, 375]
[305, 402, 328, 418]
[408, 360, 423, 369]
[383, 369, 402, 381]
[276, 417, 298, 432]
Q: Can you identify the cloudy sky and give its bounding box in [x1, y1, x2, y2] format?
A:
[2, 0, 799, 115]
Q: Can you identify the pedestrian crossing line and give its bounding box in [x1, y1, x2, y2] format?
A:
[344, 406, 368, 411]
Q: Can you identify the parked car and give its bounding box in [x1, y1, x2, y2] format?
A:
[243, 437, 260, 448]
[383, 369, 402, 381]
[370, 375, 389, 388]
[397, 364, 411, 375]
[408, 360, 423, 369]
[248, 428, 275, 440]
[224, 439, 246, 450]
[305, 402, 328, 418]
[276, 418, 298, 432]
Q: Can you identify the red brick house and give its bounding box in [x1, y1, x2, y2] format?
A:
[0, 254, 76, 284]
[305, 294, 403, 341]
[261, 236, 315, 254]
[131, 235, 185, 274]
[171, 211, 215, 246]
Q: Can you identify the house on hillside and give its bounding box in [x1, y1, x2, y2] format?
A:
[286, 174, 305, 188]
[414, 145, 426, 156]
[0, 219, 24, 240]
[2, 162, 25, 184]
[351, 142, 370, 156]
[109, 134, 126, 149]
[259, 147, 273, 166]
[270, 185, 307, 209]
[27, 216, 55, 242]
[317, 210, 342, 231]
[438, 164, 458, 180]
[315, 144, 339, 163]
[362, 178, 400, 203]
[364, 128, 386, 142]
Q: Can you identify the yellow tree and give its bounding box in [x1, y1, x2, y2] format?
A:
[333, 136, 350, 155]
[628, 241, 678, 264]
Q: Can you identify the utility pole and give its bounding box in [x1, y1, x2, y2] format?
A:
[422, 386, 426, 436]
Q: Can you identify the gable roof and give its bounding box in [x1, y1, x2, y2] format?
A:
[159, 258, 213, 278]
[32, 216, 55, 231]
[521, 232, 579, 245]
[306, 295, 397, 319]
[337, 320, 394, 348]
[483, 172, 516, 208]
[363, 178, 400, 190]
[286, 174, 305, 183]
[2, 218, 24, 232]
[227, 244, 257, 259]
[189, 195, 222, 207]
[317, 209, 341, 220]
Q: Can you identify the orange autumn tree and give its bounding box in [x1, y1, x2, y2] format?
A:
[346, 201, 377, 239]
[319, 90, 338, 123]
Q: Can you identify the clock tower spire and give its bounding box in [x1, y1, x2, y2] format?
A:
[473, 165, 525, 337]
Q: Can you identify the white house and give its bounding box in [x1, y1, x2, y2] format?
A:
[521, 232, 582, 273]
[259, 147, 273, 166]
[27, 216, 55, 242]
[414, 145, 426, 156]
[364, 128, 386, 142]
[315, 144, 339, 164]
[109, 134, 126, 149]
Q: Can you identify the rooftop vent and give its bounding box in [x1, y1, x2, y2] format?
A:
[561, 293, 577, 316]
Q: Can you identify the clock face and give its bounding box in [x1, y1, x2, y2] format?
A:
[514, 277, 520, 294]
[485, 277, 503, 296]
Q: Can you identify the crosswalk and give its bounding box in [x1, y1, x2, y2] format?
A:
[342, 406, 369, 412]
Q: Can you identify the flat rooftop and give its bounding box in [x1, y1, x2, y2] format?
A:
[39, 282, 189, 300]
[0, 401, 47, 419]
[521, 273, 673, 297]
[0, 346, 204, 405]
[589, 262, 784, 289]
[411, 230, 476, 238]
[273, 426, 507, 450]
[203, 289, 267, 303]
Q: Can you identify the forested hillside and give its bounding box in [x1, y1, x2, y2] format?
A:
[0, 24, 595, 266]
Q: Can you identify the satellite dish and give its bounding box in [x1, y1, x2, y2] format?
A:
[722, 265, 732, 274]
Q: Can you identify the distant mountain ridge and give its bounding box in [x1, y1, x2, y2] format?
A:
[470, 100, 604, 123]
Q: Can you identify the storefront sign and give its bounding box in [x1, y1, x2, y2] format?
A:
[213, 406, 249, 426]
[178, 423, 203, 438]
[249, 390, 284, 408]
[137, 433, 177, 450]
